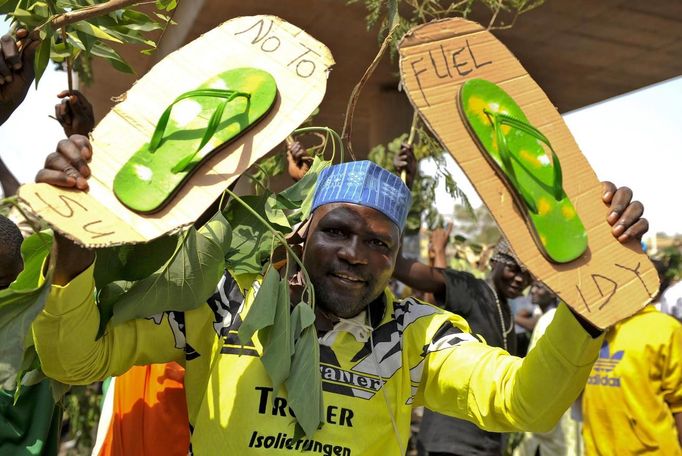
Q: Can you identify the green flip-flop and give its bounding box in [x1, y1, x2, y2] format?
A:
[458, 78, 588, 263]
[113, 67, 277, 213]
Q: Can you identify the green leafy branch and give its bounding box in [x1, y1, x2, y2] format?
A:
[1, 0, 178, 86]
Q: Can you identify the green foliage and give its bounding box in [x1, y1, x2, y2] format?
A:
[287, 323, 322, 439]
[96, 212, 232, 327]
[238, 266, 279, 344]
[224, 194, 283, 276]
[0, 231, 53, 390]
[248, 153, 288, 196]
[93, 233, 178, 288]
[2, 0, 178, 85]
[259, 275, 293, 394]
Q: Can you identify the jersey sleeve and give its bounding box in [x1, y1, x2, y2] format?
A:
[662, 323, 682, 414]
[418, 303, 602, 433]
[32, 262, 184, 385]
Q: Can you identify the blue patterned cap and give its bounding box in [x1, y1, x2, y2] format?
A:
[311, 161, 412, 231]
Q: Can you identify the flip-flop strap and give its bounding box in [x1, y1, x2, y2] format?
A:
[485, 109, 564, 214]
[148, 88, 250, 171]
[170, 91, 250, 173]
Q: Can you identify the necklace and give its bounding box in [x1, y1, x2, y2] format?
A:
[486, 282, 514, 352]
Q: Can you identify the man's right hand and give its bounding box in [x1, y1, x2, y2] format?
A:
[35, 135, 95, 284]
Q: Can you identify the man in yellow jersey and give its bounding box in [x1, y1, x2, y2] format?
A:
[32, 134, 648, 455]
[582, 260, 682, 455]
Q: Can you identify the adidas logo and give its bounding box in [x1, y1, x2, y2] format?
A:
[588, 341, 623, 388]
[593, 341, 624, 373]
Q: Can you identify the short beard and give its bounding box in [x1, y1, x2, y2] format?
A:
[315, 286, 373, 319]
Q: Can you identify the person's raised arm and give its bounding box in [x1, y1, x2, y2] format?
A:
[430, 223, 452, 269]
[392, 222, 451, 295]
[0, 29, 39, 126]
[35, 135, 95, 284]
[32, 136, 183, 384]
[421, 183, 651, 433]
[393, 251, 446, 295]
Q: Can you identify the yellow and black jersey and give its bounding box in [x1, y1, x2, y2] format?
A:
[34, 264, 602, 455]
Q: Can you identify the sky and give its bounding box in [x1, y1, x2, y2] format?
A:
[1, 18, 680, 237]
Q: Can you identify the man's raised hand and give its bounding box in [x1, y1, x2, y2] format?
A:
[602, 181, 648, 243]
[0, 29, 40, 125]
[35, 135, 92, 190]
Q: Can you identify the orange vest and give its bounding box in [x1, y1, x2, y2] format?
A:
[96, 362, 190, 456]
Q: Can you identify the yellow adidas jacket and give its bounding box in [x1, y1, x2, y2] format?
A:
[583, 305, 682, 455]
[33, 264, 602, 455]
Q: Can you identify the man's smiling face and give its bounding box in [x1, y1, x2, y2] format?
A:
[303, 203, 401, 319]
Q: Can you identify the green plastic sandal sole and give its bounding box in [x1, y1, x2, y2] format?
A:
[113, 67, 277, 213]
[458, 79, 588, 263]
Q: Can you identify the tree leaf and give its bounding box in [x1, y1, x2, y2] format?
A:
[11, 7, 45, 27]
[287, 156, 331, 202]
[33, 34, 52, 87]
[0, 232, 53, 389]
[223, 194, 280, 276]
[285, 325, 323, 438]
[74, 30, 97, 52]
[95, 280, 132, 338]
[289, 301, 315, 356]
[71, 20, 123, 43]
[237, 266, 278, 345]
[264, 195, 291, 229]
[97, 212, 231, 325]
[66, 31, 87, 51]
[49, 379, 71, 403]
[260, 276, 291, 394]
[90, 43, 133, 74]
[155, 0, 177, 12]
[93, 233, 178, 289]
[0, 0, 20, 15]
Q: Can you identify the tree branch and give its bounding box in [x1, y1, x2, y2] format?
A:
[50, 0, 147, 29]
[340, 24, 398, 160]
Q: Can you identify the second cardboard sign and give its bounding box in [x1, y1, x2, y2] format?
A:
[399, 18, 657, 328]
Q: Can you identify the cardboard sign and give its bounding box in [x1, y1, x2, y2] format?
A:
[18, 16, 334, 248]
[399, 18, 658, 328]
